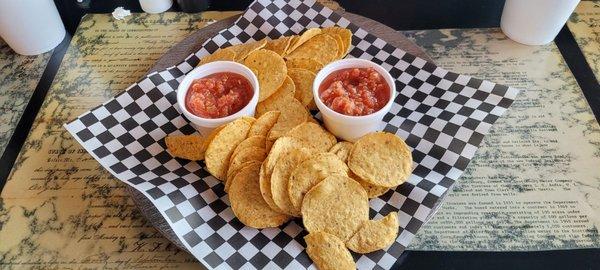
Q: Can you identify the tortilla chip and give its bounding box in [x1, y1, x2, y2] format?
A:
[348, 132, 413, 187]
[286, 122, 337, 153]
[263, 137, 310, 177]
[267, 97, 311, 141]
[270, 147, 312, 216]
[199, 48, 236, 65]
[321, 27, 352, 57]
[288, 152, 349, 213]
[331, 34, 345, 59]
[256, 76, 296, 116]
[264, 36, 294, 56]
[230, 135, 266, 163]
[288, 68, 317, 109]
[225, 160, 261, 193]
[204, 118, 252, 180]
[346, 212, 399, 253]
[350, 171, 390, 198]
[244, 49, 287, 102]
[285, 58, 323, 74]
[259, 162, 286, 213]
[249, 111, 280, 137]
[286, 28, 321, 54]
[229, 39, 267, 62]
[286, 34, 339, 65]
[302, 175, 369, 241]
[225, 146, 267, 182]
[259, 137, 311, 213]
[239, 116, 256, 125]
[229, 162, 290, 228]
[305, 231, 356, 270]
[165, 134, 205, 160]
[328, 141, 353, 162]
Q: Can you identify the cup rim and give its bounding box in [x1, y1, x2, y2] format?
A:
[176, 61, 259, 124]
[312, 58, 396, 122]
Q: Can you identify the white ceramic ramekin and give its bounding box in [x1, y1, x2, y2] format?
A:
[177, 61, 259, 136]
[313, 58, 396, 142]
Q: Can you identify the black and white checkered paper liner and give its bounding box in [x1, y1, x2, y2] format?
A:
[65, 0, 519, 268]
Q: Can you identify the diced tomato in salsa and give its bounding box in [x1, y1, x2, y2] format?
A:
[318, 68, 390, 116]
[185, 72, 253, 119]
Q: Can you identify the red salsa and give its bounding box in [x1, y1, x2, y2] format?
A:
[319, 67, 390, 116]
[186, 72, 253, 119]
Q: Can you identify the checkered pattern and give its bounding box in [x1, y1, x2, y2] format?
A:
[65, 0, 519, 269]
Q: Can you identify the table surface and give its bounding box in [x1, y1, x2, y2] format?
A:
[0, 1, 599, 269]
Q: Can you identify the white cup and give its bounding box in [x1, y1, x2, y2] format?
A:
[139, 0, 173, 14]
[0, 0, 66, 55]
[177, 61, 259, 136]
[313, 59, 396, 142]
[501, 0, 580, 45]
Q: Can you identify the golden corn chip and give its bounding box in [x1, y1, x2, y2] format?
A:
[199, 125, 225, 156]
[264, 36, 294, 56]
[240, 116, 256, 125]
[288, 152, 349, 213]
[259, 162, 286, 213]
[321, 27, 352, 57]
[348, 132, 413, 187]
[270, 147, 312, 216]
[286, 122, 337, 153]
[256, 76, 296, 116]
[249, 111, 280, 137]
[205, 118, 252, 180]
[286, 34, 339, 65]
[229, 162, 290, 228]
[267, 97, 310, 141]
[351, 171, 390, 198]
[301, 175, 369, 241]
[244, 49, 287, 102]
[265, 138, 275, 152]
[230, 135, 266, 163]
[199, 48, 236, 65]
[331, 34, 345, 59]
[259, 137, 310, 212]
[263, 137, 310, 177]
[225, 160, 261, 193]
[229, 39, 267, 62]
[328, 141, 353, 162]
[286, 28, 321, 54]
[285, 58, 323, 74]
[285, 36, 299, 54]
[305, 231, 356, 270]
[288, 68, 317, 109]
[346, 212, 399, 253]
[226, 146, 267, 182]
[165, 134, 205, 160]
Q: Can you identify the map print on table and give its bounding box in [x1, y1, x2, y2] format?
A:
[568, 0, 600, 81]
[404, 28, 600, 251]
[0, 40, 53, 155]
[0, 12, 239, 269]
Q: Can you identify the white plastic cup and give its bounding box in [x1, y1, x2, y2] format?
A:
[313, 59, 396, 142]
[501, 0, 580, 45]
[177, 61, 259, 136]
[139, 0, 173, 14]
[0, 0, 66, 55]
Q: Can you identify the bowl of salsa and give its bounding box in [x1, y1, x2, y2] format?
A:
[313, 58, 396, 141]
[177, 61, 259, 135]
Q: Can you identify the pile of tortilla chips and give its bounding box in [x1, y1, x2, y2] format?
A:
[166, 28, 415, 269]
